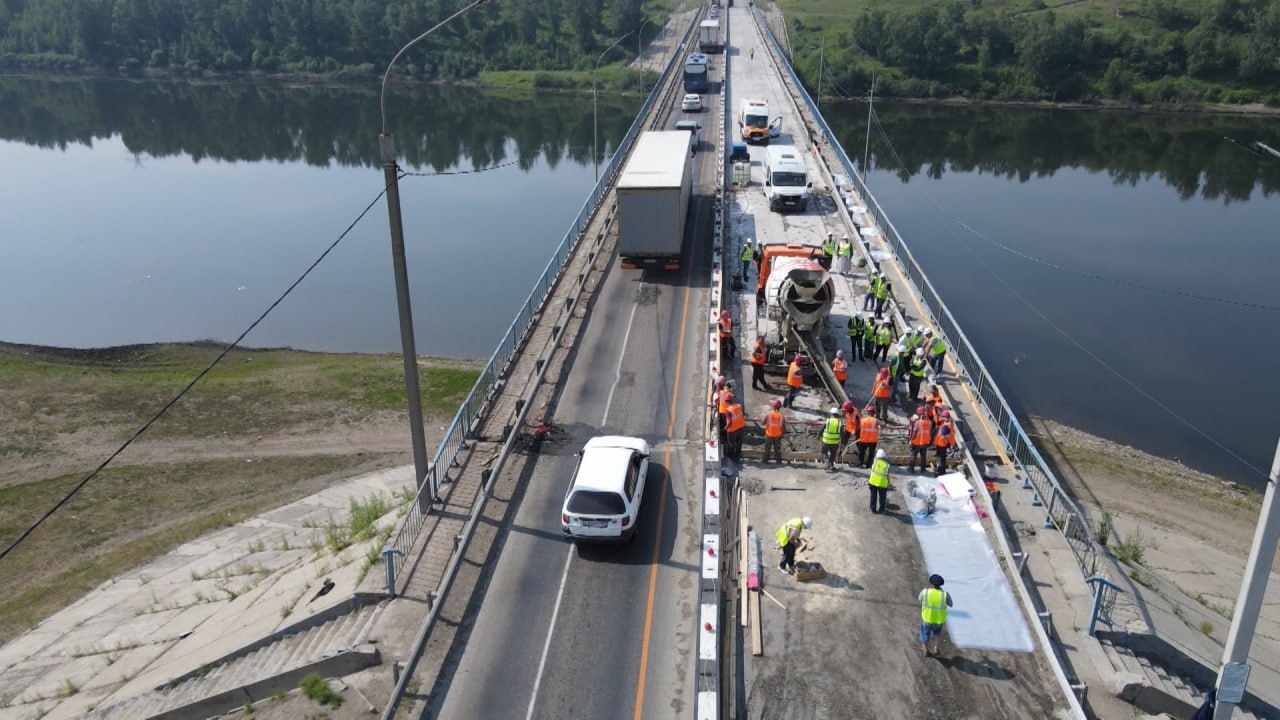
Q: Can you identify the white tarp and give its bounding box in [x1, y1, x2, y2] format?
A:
[905, 472, 1034, 653]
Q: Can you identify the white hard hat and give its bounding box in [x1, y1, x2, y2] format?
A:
[802, 516, 813, 528]
[915, 348, 925, 357]
[835, 350, 844, 357]
[916, 325, 925, 333]
[842, 234, 849, 239]
[924, 328, 933, 335]
[829, 407, 841, 416]
[875, 449, 887, 459]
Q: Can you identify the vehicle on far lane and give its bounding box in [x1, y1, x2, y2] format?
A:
[682, 94, 703, 112]
[561, 436, 651, 543]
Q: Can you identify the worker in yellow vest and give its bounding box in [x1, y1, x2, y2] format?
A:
[868, 448, 890, 513]
[775, 516, 812, 575]
[820, 407, 842, 472]
[918, 574, 954, 655]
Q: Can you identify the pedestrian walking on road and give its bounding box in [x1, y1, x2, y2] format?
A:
[821, 407, 842, 472]
[776, 516, 811, 575]
[909, 412, 933, 473]
[750, 47, 755, 61]
[783, 355, 804, 408]
[750, 336, 770, 391]
[919, 574, 954, 655]
[762, 399, 785, 463]
[857, 411, 879, 468]
[868, 448, 890, 513]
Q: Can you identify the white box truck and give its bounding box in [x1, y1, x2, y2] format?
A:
[618, 131, 694, 270]
[698, 20, 723, 53]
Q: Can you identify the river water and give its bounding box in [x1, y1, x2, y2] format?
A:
[2, 79, 1276, 488]
[822, 101, 1280, 489]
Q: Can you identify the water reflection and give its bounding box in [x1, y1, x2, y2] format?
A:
[0, 77, 640, 171]
[823, 100, 1280, 204]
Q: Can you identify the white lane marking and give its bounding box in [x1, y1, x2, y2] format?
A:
[525, 546, 573, 720]
[602, 295, 642, 426]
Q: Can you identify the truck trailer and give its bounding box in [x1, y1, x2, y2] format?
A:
[617, 131, 694, 270]
[698, 20, 723, 53]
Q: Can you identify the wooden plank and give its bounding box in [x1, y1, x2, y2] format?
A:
[750, 590, 763, 656]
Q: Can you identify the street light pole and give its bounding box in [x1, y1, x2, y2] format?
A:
[593, 32, 632, 184]
[636, 19, 653, 85]
[1214, 436, 1280, 719]
[379, 0, 493, 512]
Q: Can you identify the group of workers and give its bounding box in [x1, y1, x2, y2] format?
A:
[775, 516, 954, 654]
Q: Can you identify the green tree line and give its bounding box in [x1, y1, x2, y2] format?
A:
[787, 0, 1280, 106]
[0, 0, 659, 79]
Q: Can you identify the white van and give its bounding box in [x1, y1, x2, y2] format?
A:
[763, 145, 811, 212]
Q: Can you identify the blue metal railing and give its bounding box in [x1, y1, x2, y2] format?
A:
[752, 9, 1108, 586]
[383, 10, 705, 590]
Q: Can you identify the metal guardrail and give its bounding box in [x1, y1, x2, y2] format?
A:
[750, 7, 1111, 594]
[382, 13, 705, 589]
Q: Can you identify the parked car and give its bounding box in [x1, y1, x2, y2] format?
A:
[561, 436, 651, 543]
[682, 94, 703, 112]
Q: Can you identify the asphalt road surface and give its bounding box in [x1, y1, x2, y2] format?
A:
[427, 55, 724, 720]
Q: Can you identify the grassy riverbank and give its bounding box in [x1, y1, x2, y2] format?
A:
[0, 341, 481, 644]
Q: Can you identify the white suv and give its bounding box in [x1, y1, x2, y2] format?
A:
[561, 436, 650, 543]
[682, 94, 702, 112]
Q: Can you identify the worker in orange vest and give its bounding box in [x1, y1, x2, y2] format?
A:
[857, 410, 880, 468]
[750, 336, 770, 391]
[718, 310, 735, 360]
[783, 355, 805, 408]
[839, 400, 860, 464]
[933, 410, 955, 476]
[721, 399, 746, 461]
[762, 399, 785, 463]
[924, 385, 943, 425]
[831, 350, 848, 390]
[909, 412, 934, 473]
[871, 367, 891, 421]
